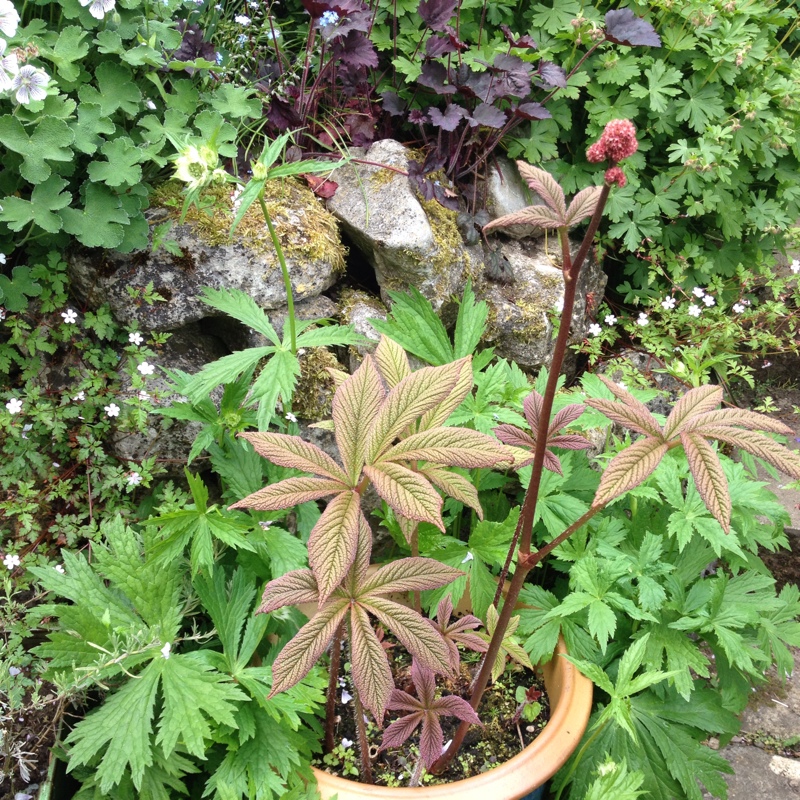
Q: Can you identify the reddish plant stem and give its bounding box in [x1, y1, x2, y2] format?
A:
[351, 673, 373, 784]
[324, 620, 345, 753]
[432, 182, 612, 776]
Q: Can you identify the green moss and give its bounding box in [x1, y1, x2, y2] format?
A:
[149, 178, 346, 274]
[293, 347, 343, 421]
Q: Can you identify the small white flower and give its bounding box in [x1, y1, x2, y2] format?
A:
[661, 296, 676, 310]
[236, 33, 247, 45]
[145, 100, 156, 110]
[137, 361, 155, 376]
[285, 412, 297, 423]
[0, 40, 18, 91]
[0, 0, 20, 37]
[687, 304, 702, 318]
[137, 390, 150, 401]
[461, 551, 474, 564]
[762, 360, 772, 369]
[636, 312, 649, 327]
[21, 423, 32, 439]
[235, 13, 251, 24]
[3, 553, 20, 570]
[0, 308, 5, 322]
[588, 323, 602, 337]
[0, 253, 5, 265]
[5, 397, 22, 414]
[259, 520, 273, 530]
[732, 303, 745, 313]
[78, 0, 116, 18]
[52, 462, 60, 468]
[61, 308, 78, 324]
[604, 314, 617, 325]
[702, 294, 715, 307]
[692, 286, 705, 298]
[10, 65, 49, 105]
[54, 564, 65, 574]
[341, 689, 353, 705]
[8, 666, 21, 676]
[105, 403, 121, 417]
[341, 737, 353, 748]
[161, 642, 172, 660]
[790, 258, 800, 274]
[265, 28, 281, 39]
[319, 9, 339, 25]
[128, 331, 144, 345]
[73, 391, 85, 402]
[127, 471, 143, 486]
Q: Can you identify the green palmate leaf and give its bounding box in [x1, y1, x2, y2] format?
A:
[42, 25, 90, 81]
[477, 605, 534, 681]
[269, 599, 350, 697]
[422, 465, 483, 517]
[78, 62, 142, 116]
[230, 476, 346, 510]
[365, 358, 468, 462]
[194, 568, 256, 663]
[240, 432, 350, 483]
[379, 426, 510, 468]
[681, 432, 731, 532]
[0, 115, 75, 184]
[349, 603, 394, 719]
[364, 462, 444, 529]
[307, 490, 362, 602]
[259, 568, 319, 614]
[593, 437, 670, 508]
[374, 335, 411, 388]
[60, 183, 131, 248]
[662, 384, 722, 439]
[87, 137, 143, 188]
[199, 287, 281, 343]
[333, 355, 385, 483]
[362, 557, 463, 596]
[70, 103, 116, 155]
[251, 348, 300, 431]
[183, 347, 276, 402]
[583, 759, 646, 800]
[0, 175, 71, 233]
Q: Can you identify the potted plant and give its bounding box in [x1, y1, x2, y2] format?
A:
[229, 118, 800, 797]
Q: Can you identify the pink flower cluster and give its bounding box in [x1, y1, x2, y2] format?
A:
[586, 119, 638, 164]
[604, 166, 627, 188]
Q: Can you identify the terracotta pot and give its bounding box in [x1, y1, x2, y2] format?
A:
[306, 582, 593, 800]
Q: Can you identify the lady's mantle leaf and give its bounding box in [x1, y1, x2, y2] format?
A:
[350, 604, 394, 719]
[593, 437, 669, 509]
[364, 462, 444, 529]
[240, 432, 350, 483]
[680, 432, 731, 532]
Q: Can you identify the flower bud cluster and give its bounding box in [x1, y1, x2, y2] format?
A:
[586, 119, 638, 164]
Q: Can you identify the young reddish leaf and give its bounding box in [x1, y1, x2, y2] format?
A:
[604, 8, 661, 47]
[239, 432, 350, 484]
[564, 186, 603, 226]
[682, 409, 793, 436]
[381, 705, 425, 745]
[430, 595, 487, 671]
[592, 437, 669, 508]
[258, 569, 319, 614]
[586, 398, 665, 440]
[694, 427, 800, 479]
[548, 434, 592, 451]
[515, 162, 567, 218]
[229, 477, 346, 510]
[482, 205, 563, 234]
[333, 355, 385, 483]
[681, 431, 732, 533]
[494, 424, 536, 449]
[352, 512, 373, 588]
[548, 403, 586, 436]
[269, 598, 349, 697]
[418, 357, 474, 431]
[308, 490, 362, 602]
[365, 359, 466, 462]
[349, 603, 395, 720]
[374, 335, 411, 388]
[419, 711, 445, 768]
[591, 375, 663, 438]
[379, 426, 510, 468]
[362, 557, 464, 596]
[662, 385, 723, 440]
[475, 605, 533, 682]
[364, 462, 444, 529]
[421, 465, 484, 518]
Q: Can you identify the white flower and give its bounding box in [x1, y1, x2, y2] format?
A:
[137, 361, 155, 376]
[137, 390, 150, 401]
[636, 312, 649, 327]
[0, 0, 20, 37]
[702, 294, 715, 307]
[266, 28, 281, 39]
[5, 397, 22, 414]
[661, 296, 676, 310]
[73, 391, 85, 402]
[461, 551, 474, 564]
[78, 0, 116, 18]
[259, 520, 273, 530]
[588, 323, 602, 337]
[173, 144, 220, 191]
[733, 303, 745, 313]
[161, 642, 172, 660]
[319, 9, 340, 25]
[61, 308, 78, 324]
[0, 308, 5, 322]
[790, 258, 800, 274]
[3, 553, 20, 570]
[341, 737, 353, 748]
[687, 304, 701, 318]
[128, 331, 144, 345]
[21, 423, 32, 439]
[11, 65, 49, 105]
[341, 689, 353, 705]
[105, 403, 121, 417]
[285, 412, 297, 423]
[0, 252, 4, 264]
[127, 471, 143, 486]
[692, 286, 705, 298]
[0, 39, 18, 91]
[54, 564, 65, 574]
[762, 360, 772, 369]
[145, 99, 156, 110]
[604, 314, 617, 325]
[235, 14, 251, 24]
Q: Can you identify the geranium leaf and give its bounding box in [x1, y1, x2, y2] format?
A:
[604, 8, 661, 47]
[680, 432, 731, 532]
[258, 569, 319, 614]
[240, 432, 350, 483]
[593, 437, 670, 508]
[683, 409, 793, 435]
[333, 355, 385, 483]
[565, 186, 603, 226]
[515, 162, 566, 218]
[308, 490, 362, 602]
[374, 335, 411, 388]
[349, 604, 395, 720]
[269, 599, 349, 697]
[229, 477, 345, 510]
[421, 465, 483, 518]
[362, 557, 463, 596]
[694, 427, 800, 479]
[379, 426, 510, 468]
[662, 385, 722, 439]
[364, 462, 444, 529]
[483, 205, 563, 233]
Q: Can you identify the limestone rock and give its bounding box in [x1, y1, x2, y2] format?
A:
[484, 156, 547, 240]
[326, 140, 471, 310]
[338, 289, 387, 370]
[69, 179, 345, 332]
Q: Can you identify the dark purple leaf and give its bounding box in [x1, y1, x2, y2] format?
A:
[301, 0, 329, 19]
[335, 9, 373, 36]
[172, 22, 216, 74]
[537, 61, 567, 89]
[417, 62, 456, 95]
[426, 34, 458, 57]
[604, 8, 661, 47]
[513, 102, 551, 120]
[346, 113, 376, 147]
[499, 25, 536, 49]
[381, 91, 406, 116]
[417, 0, 457, 32]
[428, 104, 467, 131]
[331, 31, 377, 68]
[443, 25, 469, 52]
[266, 98, 302, 131]
[408, 108, 429, 124]
[432, 181, 460, 210]
[492, 54, 533, 99]
[469, 103, 507, 129]
[459, 69, 497, 103]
